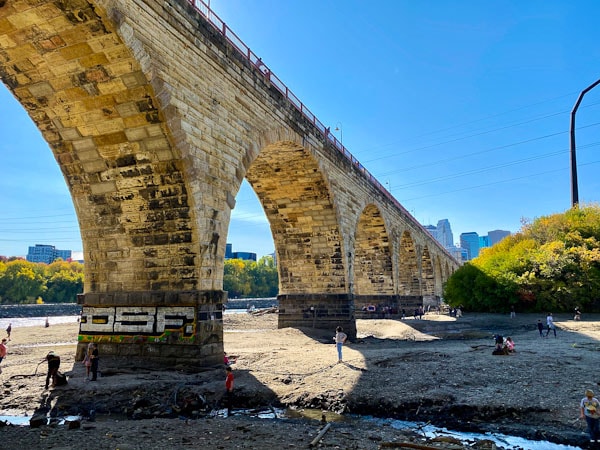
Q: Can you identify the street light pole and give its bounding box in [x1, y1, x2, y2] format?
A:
[570, 77, 600, 207]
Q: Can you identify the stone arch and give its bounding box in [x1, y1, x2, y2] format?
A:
[398, 230, 420, 297]
[433, 254, 443, 298]
[421, 246, 435, 297]
[244, 140, 345, 294]
[244, 137, 353, 334]
[352, 204, 394, 311]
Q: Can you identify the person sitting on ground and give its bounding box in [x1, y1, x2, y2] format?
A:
[504, 336, 515, 353]
[492, 334, 508, 355]
[224, 351, 237, 366]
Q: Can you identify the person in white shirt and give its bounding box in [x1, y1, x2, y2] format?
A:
[545, 312, 557, 337]
[333, 326, 348, 363]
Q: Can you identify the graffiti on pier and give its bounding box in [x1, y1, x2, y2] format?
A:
[78, 306, 200, 344]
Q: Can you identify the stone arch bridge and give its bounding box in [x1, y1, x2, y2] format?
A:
[0, 0, 459, 366]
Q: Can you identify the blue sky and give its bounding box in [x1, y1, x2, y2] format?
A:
[1, 1, 600, 259]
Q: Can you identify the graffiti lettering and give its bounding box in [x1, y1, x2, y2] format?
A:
[80, 306, 196, 337]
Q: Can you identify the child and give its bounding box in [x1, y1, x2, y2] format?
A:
[504, 337, 515, 353]
[580, 389, 600, 443]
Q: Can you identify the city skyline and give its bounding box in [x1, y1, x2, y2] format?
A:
[2, 1, 600, 259]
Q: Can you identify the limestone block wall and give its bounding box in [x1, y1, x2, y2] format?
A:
[0, 0, 458, 360]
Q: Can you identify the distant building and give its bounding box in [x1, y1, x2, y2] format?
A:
[479, 235, 490, 249]
[436, 219, 454, 248]
[26, 244, 72, 264]
[488, 229, 511, 245]
[423, 219, 454, 249]
[225, 243, 256, 261]
[424, 225, 438, 240]
[460, 232, 480, 260]
[231, 251, 256, 261]
[447, 245, 468, 263]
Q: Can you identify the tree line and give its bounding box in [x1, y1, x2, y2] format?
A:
[0, 255, 278, 304]
[0, 258, 84, 304]
[444, 204, 600, 313]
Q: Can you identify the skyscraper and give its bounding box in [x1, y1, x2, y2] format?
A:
[436, 219, 454, 248]
[488, 229, 511, 245]
[460, 232, 480, 260]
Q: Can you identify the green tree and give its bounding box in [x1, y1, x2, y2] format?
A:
[223, 256, 278, 298]
[44, 260, 84, 303]
[0, 260, 46, 304]
[445, 204, 600, 313]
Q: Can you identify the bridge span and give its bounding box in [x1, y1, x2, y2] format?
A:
[0, 0, 458, 366]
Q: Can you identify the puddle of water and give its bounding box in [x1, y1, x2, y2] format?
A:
[0, 415, 81, 426]
[369, 416, 583, 450]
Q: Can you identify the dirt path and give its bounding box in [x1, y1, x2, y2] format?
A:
[0, 311, 597, 449]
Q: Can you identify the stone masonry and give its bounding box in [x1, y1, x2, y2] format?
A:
[0, 0, 459, 366]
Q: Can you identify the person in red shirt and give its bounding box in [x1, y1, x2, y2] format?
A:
[0, 338, 7, 374]
[224, 366, 234, 415]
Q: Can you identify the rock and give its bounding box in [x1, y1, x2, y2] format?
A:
[29, 414, 47, 428]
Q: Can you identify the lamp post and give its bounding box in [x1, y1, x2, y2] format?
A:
[334, 122, 343, 146]
[570, 77, 600, 207]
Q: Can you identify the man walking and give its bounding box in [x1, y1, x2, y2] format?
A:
[545, 312, 557, 338]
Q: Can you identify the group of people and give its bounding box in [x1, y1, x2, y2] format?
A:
[492, 334, 515, 355]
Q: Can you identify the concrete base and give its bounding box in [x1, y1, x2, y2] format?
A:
[76, 290, 227, 367]
[277, 293, 356, 341]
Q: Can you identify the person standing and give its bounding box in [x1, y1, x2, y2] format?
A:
[0, 338, 7, 374]
[83, 343, 93, 380]
[545, 312, 557, 337]
[6, 323, 11, 340]
[224, 366, 234, 415]
[510, 306, 516, 318]
[537, 319, 544, 337]
[580, 389, 600, 443]
[90, 343, 99, 381]
[45, 351, 61, 389]
[334, 326, 348, 363]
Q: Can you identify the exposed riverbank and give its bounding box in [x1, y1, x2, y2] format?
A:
[0, 311, 595, 449]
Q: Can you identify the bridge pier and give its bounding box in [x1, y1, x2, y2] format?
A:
[277, 294, 357, 341]
[76, 290, 227, 367]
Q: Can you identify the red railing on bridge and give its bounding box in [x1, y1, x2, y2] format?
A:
[187, 0, 456, 261]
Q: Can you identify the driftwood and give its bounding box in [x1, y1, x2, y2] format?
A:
[250, 307, 278, 316]
[309, 422, 332, 447]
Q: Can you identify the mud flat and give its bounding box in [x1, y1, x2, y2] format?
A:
[0, 311, 595, 449]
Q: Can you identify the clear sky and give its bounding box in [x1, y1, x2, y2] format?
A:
[1, 1, 600, 259]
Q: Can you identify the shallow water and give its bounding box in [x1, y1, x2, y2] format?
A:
[0, 400, 583, 448]
[0, 309, 248, 330]
[0, 316, 80, 329]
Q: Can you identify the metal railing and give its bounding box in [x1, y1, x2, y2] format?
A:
[187, 0, 455, 261]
